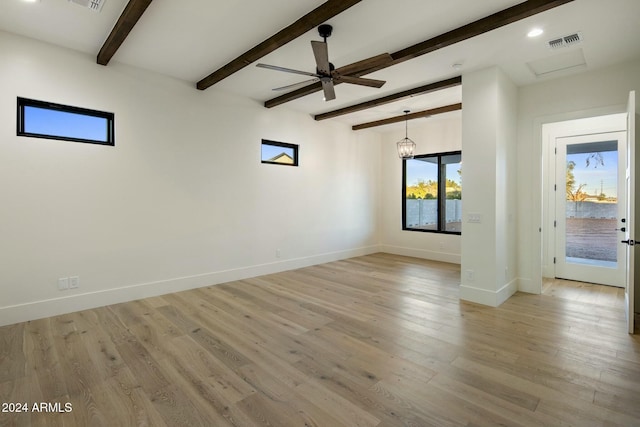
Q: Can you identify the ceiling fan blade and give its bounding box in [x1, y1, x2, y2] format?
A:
[321, 79, 336, 101]
[335, 75, 386, 88]
[272, 78, 320, 91]
[311, 40, 331, 75]
[336, 53, 393, 76]
[256, 63, 318, 78]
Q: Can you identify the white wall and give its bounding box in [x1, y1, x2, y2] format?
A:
[0, 31, 381, 326]
[460, 67, 518, 307]
[378, 115, 462, 263]
[516, 58, 640, 294]
[496, 68, 519, 300]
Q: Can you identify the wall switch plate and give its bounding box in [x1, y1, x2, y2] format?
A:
[69, 276, 79, 289]
[468, 213, 483, 223]
[58, 278, 69, 291]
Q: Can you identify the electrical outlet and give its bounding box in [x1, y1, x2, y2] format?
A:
[276, 249, 281, 258]
[69, 276, 79, 289]
[465, 269, 475, 281]
[58, 278, 69, 291]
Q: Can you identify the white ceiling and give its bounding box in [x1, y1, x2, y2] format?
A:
[2, 0, 640, 132]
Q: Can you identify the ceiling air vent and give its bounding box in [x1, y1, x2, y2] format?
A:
[68, 0, 106, 12]
[548, 32, 583, 49]
[548, 38, 564, 49]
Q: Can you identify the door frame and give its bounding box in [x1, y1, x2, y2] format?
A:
[541, 113, 628, 280]
[554, 131, 627, 287]
[625, 90, 636, 334]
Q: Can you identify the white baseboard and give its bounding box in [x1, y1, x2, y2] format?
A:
[497, 278, 519, 305]
[0, 245, 380, 327]
[460, 278, 518, 307]
[380, 245, 461, 264]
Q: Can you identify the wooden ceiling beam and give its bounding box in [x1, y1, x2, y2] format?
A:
[314, 76, 461, 121]
[97, 0, 154, 66]
[376, 0, 575, 73]
[196, 0, 362, 91]
[352, 103, 462, 131]
[264, 0, 574, 108]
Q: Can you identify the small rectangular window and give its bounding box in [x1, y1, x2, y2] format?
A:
[403, 151, 462, 234]
[17, 97, 114, 146]
[261, 139, 298, 166]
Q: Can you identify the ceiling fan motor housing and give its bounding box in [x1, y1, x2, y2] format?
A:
[318, 24, 333, 39]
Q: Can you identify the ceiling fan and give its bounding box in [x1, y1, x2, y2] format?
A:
[256, 24, 387, 101]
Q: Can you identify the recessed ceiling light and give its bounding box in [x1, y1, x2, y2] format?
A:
[22, 0, 40, 3]
[528, 28, 544, 38]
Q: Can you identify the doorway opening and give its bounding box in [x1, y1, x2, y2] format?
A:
[542, 113, 628, 288]
[555, 132, 626, 286]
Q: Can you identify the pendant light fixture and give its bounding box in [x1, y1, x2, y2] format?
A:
[397, 110, 416, 159]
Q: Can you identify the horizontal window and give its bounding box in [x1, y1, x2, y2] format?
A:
[261, 139, 298, 166]
[17, 97, 114, 146]
[403, 151, 462, 234]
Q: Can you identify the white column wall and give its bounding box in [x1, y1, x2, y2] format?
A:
[460, 67, 517, 306]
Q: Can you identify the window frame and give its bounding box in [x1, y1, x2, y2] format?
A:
[402, 150, 462, 235]
[17, 97, 115, 146]
[261, 139, 299, 166]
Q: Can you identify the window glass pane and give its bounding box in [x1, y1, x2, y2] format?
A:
[405, 157, 438, 230]
[565, 141, 618, 267]
[17, 98, 114, 145]
[403, 151, 461, 234]
[443, 154, 462, 232]
[24, 106, 110, 143]
[261, 140, 298, 166]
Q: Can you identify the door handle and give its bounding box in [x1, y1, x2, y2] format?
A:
[621, 239, 635, 246]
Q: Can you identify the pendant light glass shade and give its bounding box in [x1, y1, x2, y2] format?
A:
[397, 110, 416, 158]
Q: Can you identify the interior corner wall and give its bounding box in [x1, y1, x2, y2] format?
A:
[460, 66, 518, 307]
[379, 115, 462, 263]
[516, 58, 640, 295]
[0, 31, 381, 326]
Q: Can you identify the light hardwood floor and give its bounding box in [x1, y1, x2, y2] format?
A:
[1, 253, 639, 426]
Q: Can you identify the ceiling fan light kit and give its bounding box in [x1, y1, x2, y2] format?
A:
[256, 24, 386, 102]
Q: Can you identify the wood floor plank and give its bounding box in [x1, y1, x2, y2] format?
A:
[429, 372, 566, 427]
[292, 354, 430, 427]
[1, 253, 639, 426]
[161, 335, 256, 404]
[294, 378, 381, 427]
[157, 298, 252, 371]
[23, 319, 68, 401]
[149, 384, 220, 427]
[0, 322, 25, 383]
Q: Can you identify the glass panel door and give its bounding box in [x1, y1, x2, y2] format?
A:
[555, 132, 626, 287]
